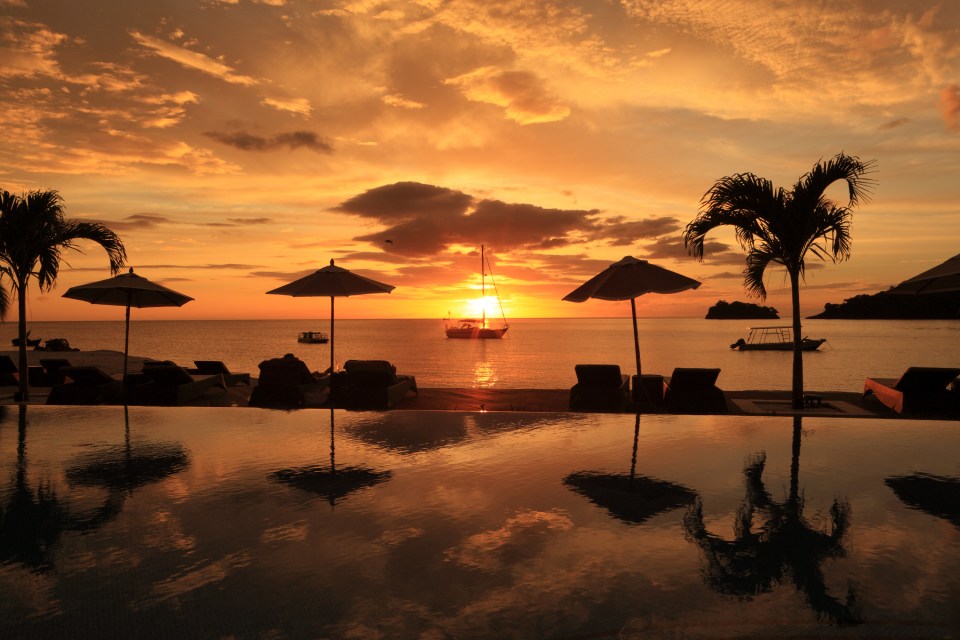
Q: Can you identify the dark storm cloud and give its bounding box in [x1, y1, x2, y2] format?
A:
[642, 236, 743, 265]
[597, 216, 681, 246]
[334, 182, 473, 220]
[204, 130, 333, 153]
[335, 181, 601, 256]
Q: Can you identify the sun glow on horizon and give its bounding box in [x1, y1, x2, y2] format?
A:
[462, 295, 503, 321]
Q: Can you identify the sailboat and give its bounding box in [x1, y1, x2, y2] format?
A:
[444, 245, 509, 339]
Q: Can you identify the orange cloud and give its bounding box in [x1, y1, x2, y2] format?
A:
[938, 84, 960, 131]
[444, 67, 570, 124]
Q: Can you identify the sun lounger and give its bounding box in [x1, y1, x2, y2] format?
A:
[129, 362, 227, 406]
[188, 360, 251, 386]
[46, 366, 124, 405]
[0, 355, 18, 386]
[249, 354, 329, 408]
[863, 367, 960, 417]
[569, 364, 630, 412]
[335, 359, 418, 410]
[663, 367, 727, 414]
[28, 358, 72, 387]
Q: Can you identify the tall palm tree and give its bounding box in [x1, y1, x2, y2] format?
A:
[0, 189, 126, 401]
[683, 153, 874, 409]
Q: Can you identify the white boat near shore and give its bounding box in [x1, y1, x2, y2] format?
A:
[730, 326, 826, 351]
[297, 331, 329, 344]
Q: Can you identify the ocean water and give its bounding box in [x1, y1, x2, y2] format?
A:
[2, 318, 958, 392]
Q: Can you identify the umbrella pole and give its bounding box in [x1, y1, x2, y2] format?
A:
[330, 296, 335, 374]
[630, 297, 646, 404]
[123, 303, 131, 381]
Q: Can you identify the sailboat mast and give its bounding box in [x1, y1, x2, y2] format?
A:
[481, 244, 486, 327]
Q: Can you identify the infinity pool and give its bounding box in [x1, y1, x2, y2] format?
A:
[1, 405, 958, 638]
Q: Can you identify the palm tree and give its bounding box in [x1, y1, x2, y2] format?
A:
[683, 153, 874, 408]
[0, 189, 126, 401]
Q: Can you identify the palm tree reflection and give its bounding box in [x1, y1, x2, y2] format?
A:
[1, 406, 191, 572]
[0, 406, 66, 572]
[683, 416, 860, 625]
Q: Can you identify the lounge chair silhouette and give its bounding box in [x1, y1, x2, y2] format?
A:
[336, 359, 418, 410]
[28, 358, 73, 387]
[188, 360, 251, 386]
[0, 355, 18, 386]
[46, 366, 124, 405]
[863, 367, 960, 417]
[129, 361, 227, 406]
[569, 364, 630, 412]
[663, 367, 727, 414]
[249, 354, 329, 408]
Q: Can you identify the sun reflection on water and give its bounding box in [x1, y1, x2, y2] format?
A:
[473, 359, 498, 388]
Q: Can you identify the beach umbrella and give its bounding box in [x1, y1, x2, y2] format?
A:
[62, 268, 193, 380]
[270, 408, 391, 507]
[562, 256, 701, 380]
[563, 414, 697, 524]
[266, 259, 395, 375]
[889, 253, 960, 294]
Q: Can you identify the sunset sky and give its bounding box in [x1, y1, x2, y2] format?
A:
[2, 0, 958, 321]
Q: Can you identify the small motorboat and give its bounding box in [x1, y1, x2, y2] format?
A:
[731, 326, 826, 351]
[298, 331, 329, 344]
[12, 336, 42, 348]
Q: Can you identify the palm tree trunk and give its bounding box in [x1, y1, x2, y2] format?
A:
[790, 269, 803, 409]
[16, 276, 29, 402]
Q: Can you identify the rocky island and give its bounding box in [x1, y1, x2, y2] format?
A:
[809, 290, 960, 319]
[705, 300, 780, 319]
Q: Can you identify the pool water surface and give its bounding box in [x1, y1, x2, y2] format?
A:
[1, 405, 958, 638]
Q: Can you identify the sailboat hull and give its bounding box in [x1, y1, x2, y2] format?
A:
[445, 325, 508, 339]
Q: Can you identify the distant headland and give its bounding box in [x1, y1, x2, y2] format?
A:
[809, 290, 960, 319]
[705, 300, 779, 320]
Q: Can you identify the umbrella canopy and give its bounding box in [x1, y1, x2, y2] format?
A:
[62, 268, 193, 379]
[266, 259, 395, 375]
[563, 256, 700, 381]
[889, 253, 960, 295]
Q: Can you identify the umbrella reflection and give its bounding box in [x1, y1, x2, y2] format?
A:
[564, 413, 697, 524]
[683, 416, 860, 625]
[0, 405, 67, 572]
[270, 409, 391, 507]
[347, 413, 468, 454]
[885, 473, 960, 527]
[65, 407, 190, 494]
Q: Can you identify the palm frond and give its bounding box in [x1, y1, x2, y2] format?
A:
[0, 276, 8, 318]
[793, 153, 876, 210]
[744, 248, 776, 300]
[684, 173, 785, 260]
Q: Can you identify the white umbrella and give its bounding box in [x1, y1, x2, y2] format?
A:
[889, 253, 960, 295]
[62, 268, 193, 379]
[563, 256, 701, 380]
[266, 259, 395, 375]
